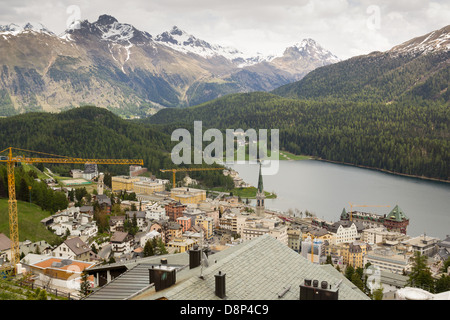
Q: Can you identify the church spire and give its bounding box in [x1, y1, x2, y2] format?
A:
[257, 161, 264, 194]
[256, 161, 265, 217]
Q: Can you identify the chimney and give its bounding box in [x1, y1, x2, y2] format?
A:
[149, 265, 177, 291]
[189, 246, 201, 269]
[215, 271, 226, 299]
[300, 279, 339, 300]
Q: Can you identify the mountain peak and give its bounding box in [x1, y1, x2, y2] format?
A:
[283, 38, 339, 64]
[389, 24, 450, 55]
[95, 14, 119, 26]
[0, 22, 54, 36]
[170, 26, 184, 35]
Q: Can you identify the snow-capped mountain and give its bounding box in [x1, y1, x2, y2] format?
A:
[389, 25, 450, 55]
[0, 22, 54, 37]
[154, 26, 275, 67]
[0, 14, 341, 116]
[290, 38, 340, 64]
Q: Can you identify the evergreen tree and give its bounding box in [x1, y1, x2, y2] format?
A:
[157, 237, 168, 255]
[79, 269, 91, 298]
[372, 287, 384, 300]
[345, 265, 355, 280]
[407, 251, 435, 292]
[143, 240, 154, 257]
[435, 274, 450, 294]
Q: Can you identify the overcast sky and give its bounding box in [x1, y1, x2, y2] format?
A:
[0, 0, 449, 59]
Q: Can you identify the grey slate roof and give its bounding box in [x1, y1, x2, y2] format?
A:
[134, 234, 370, 300]
[0, 233, 11, 251]
[64, 237, 90, 255]
[84, 263, 155, 300]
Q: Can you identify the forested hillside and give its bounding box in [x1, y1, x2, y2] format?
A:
[0, 106, 233, 188]
[147, 26, 450, 181]
[272, 50, 449, 103]
[146, 92, 449, 180]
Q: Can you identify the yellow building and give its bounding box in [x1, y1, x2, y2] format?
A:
[195, 216, 214, 240]
[170, 187, 206, 205]
[342, 241, 370, 269]
[112, 176, 165, 195]
[167, 238, 198, 253]
[112, 176, 140, 192]
[301, 228, 334, 243]
[132, 181, 165, 195]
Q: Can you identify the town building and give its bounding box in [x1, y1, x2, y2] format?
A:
[362, 227, 409, 245]
[401, 234, 440, 257]
[323, 242, 344, 266]
[21, 254, 95, 292]
[195, 215, 214, 240]
[241, 217, 288, 245]
[111, 231, 134, 257]
[165, 201, 187, 222]
[139, 230, 161, 248]
[384, 205, 409, 234]
[96, 194, 112, 214]
[364, 246, 412, 275]
[287, 228, 302, 252]
[301, 237, 326, 264]
[218, 212, 247, 235]
[182, 207, 206, 224]
[340, 205, 409, 234]
[341, 241, 371, 269]
[170, 187, 206, 205]
[166, 222, 183, 242]
[49, 207, 98, 240]
[302, 227, 334, 243]
[111, 176, 140, 192]
[52, 237, 92, 261]
[125, 211, 147, 231]
[434, 235, 450, 266]
[328, 221, 362, 245]
[0, 233, 11, 264]
[176, 216, 192, 233]
[129, 165, 148, 177]
[19, 240, 52, 257]
[109, 216, 125, 232]
[167, 238, 198, 253]
[144, 202, 167, 221]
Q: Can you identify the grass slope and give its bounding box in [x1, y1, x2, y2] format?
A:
[0, 198, 60, 245]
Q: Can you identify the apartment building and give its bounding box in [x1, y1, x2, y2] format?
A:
[341, 241, 371, 269]
[364, 247, 411, 274]
[170, 187, 206, 205]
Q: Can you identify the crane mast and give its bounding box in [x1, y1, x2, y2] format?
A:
[0, 147, 143, 271]
[160, 167, 224, 188]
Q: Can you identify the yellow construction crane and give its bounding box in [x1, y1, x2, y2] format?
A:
[0, 147, 143, 271]
[348, 202, 390, 222]
[160, 167, 224, 188]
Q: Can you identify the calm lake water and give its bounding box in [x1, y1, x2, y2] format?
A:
[227, 160, 450, 239]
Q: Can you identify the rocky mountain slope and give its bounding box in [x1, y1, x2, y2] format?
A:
[0, 14, 339, 117]
[273, 25, 449, 103]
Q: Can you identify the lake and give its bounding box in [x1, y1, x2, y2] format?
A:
[227, 160, 450, 239]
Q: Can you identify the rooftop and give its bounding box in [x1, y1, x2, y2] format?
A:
[134, 234, 369, 300]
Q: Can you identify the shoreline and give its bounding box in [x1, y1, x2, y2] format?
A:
[313, 157, 449, 184]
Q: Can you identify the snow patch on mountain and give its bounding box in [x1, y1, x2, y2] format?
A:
[389, 27, 450, 56]
[291, 38, 340, 64]
[0, 22, 54, 37]
[155, 26, 275, 67]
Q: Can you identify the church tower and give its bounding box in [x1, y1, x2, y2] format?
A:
[255, 162, 265, 217]
[97, 173, 104, 196]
